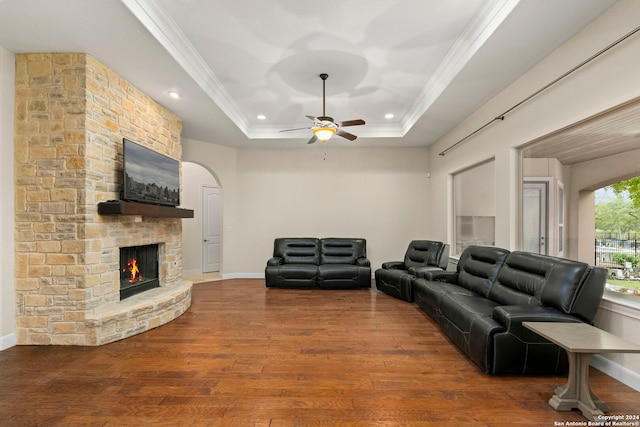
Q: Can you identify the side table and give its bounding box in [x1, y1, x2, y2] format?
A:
[523, 321, 640, 422]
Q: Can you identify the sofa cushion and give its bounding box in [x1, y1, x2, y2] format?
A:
[440, 293, 500, 333]
[489, 252, 591, 313]
[456, 246, 510, 297]
[540, 258, 591, 315]
[404, 240, 449, 270]
[488, 251, 550, 306]
[413, 279, 476, 318]
[277, 263, 318, 279]
[267, 263, 318, 288]
[320, 238, 366, 265]
[274, 238, 320, 265]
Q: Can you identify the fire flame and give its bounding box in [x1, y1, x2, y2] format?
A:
[123, 258, 143, 283]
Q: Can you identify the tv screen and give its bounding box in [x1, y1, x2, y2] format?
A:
[122, 138, 180, 207]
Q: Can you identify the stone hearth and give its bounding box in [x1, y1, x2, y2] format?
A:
[14, 53, 192, 346]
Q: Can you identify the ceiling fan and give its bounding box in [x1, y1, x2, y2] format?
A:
[280, 73, 365, 144]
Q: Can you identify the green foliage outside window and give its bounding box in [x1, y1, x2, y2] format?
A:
[610, 253, 640, 268]
[595, 177, 640, 237]
[609, 177, 640, 210]
[596, 177, 640, 296]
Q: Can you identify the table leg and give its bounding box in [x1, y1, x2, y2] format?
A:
[548, 352, 610, 421]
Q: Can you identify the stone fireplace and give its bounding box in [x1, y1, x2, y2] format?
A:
[14, 53, 192, 346]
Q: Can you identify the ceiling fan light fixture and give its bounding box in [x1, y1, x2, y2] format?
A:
[279, 73, 364, 144]
[313, 127, 336, 142]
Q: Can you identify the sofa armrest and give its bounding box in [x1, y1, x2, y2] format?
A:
[267, 257, 283, 267]
[493, 305, 581, 340]
[357, 257, 371, 267]
[382, 261, 404, 270]
[416, 270, 458, 282]
[410, 266, 445, 277]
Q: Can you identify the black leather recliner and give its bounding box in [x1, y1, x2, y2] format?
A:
[265, 238, 371, 289]
[317, 238, 371, 289]
[374, 240, 450, 302]
[265, 238, 320, 288]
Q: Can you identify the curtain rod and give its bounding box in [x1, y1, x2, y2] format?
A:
[438, 24, 640, 156]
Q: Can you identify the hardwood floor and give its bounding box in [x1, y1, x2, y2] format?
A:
[1, 279, 638, 426]
[184, 272, 222, 284]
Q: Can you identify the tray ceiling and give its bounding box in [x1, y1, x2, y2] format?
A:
[0, 0, 623, 148]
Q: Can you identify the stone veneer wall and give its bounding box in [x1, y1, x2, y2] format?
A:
[14, 53, 192, 346]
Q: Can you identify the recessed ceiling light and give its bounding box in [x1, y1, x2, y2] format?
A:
[385, 113, 394, 119]
[257, 114, 266, 120]
[167, 90, 181, 99]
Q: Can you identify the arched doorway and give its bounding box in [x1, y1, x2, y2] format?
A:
[182, 162, 222, 275]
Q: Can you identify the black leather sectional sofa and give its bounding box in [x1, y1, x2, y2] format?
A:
[412, 245, 607, 375]
[265, 238, 371, 289]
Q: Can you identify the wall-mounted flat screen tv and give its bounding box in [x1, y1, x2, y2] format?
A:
[122, 138, 180, 207]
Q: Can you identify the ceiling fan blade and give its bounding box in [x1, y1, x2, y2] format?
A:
[336, 129, 357, 141]
[280, 127, 310, 133]
[307, 135, 319, 144]
[340, 119, 365, 127]
[305, 115, 317, 121]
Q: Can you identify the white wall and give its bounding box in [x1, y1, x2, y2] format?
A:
[182, 142, 431, 276]
[427, 0, 640, 388]
[0, 46, 15, 350]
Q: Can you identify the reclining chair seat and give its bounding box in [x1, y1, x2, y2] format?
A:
[274, 264, 319, 288]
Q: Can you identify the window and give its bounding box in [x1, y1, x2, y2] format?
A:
[452, 160, 496, 256]
[595, 183, 640, 299]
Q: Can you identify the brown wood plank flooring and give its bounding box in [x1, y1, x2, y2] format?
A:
[1, 279, 638, 426]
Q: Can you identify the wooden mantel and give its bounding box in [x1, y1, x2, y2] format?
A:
[97, 201, 194, 218]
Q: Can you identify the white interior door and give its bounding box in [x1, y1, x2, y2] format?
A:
[523, 181, 548, 254]
[202, 186, 221, 273]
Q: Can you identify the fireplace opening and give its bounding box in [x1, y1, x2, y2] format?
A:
[119, 244, 160, 300]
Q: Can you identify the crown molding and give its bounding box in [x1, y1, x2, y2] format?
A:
[120, 0, 249, 135]
[402, 0, 521, 134]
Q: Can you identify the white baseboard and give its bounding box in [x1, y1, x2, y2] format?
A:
[591, 354, 640, 392]
[221, 273, 376, 281]
[1, 333, 17, 351]
[222, 276, 375, 280]
[222, 273, 264, 280]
